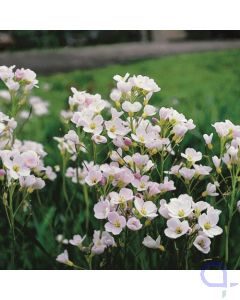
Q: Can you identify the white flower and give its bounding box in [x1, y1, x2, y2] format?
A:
[94, 200, 111, 219]
[0, 65, 15, 81]
[203, 133, 213, 148]
[92, 134, 107, 144]
[134, 197, 157, 218]
[193, 234, 211, 254]
[69, 234, 86, 248]
[179, 167, 195, 181]
[202, 183, 219, 197]
[142, 235, 163, 250]
[143, 105, 156, 117]
[166, 194, 193, 218]
[212, 156, 221, 172]
[198, 212, 223, 238]
[110, 88, 122, 102]
[56, 250, 73, 266]
[158, 199, 170, 219]
[192, 201, 210, 217]
[21, 150, 39, 168]
[181, 148, 202, 163]
[104, 212, 126, 235]
[91, 230, 115, 255]
[193, 164, 212, 176]
[109, 188, 133, 205]
[164, 218, 189, 239]
[122, 101, 142, 114]
[128, 75, 160, 93]
[3, 152, 30, 179]
[85, 169, 102, 186]
[127, 217, 142, 231]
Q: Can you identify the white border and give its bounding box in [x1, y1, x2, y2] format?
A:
[0, 270, 240, 300]
[0, 0, 240, 29]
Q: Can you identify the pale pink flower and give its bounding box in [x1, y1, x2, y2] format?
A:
[0, 65, 15, 81]
[131, 127, 156, 144]
[193, 164, 212, 176]
[164, 218, 189, 239]
[85, 169, 102, 186]
[15, 68, 38, 90]
[127, 217, 142, 231]
[109, 188, 133, 205]
[94, 200, 111, 219]
[203, 133, 213, 147]
[212, 156, 221, 169]
[159, 199, 170, 219]
[202, 183, 219, 197]
[91, 230, 115, 255]
[181, 148, 202, 163]
[193, 234, 211, 254]
[166, 164, 182, 175]
[21, 150, 39, 168]
[132, 175, 150, 191]
[159, 107, 172, 120]
[143, 105, 156, 117]
[69, 234, 86, 248]
[212, 121, 231, 137]
[110, 88, 122, 102]
[113, 167, 134, 187]
[159, 177, 176, 193]
[128, 75, 160, 93]
[179, 167, 195, 181]
[113, 73, 132, 92]
[198, 212, 223, 238]
[166, 194, 193, 218]
[142, 235, 162, 249]
[134, 197, 157, 218]
[105, 212, 126, 235]
[91, 134, 107, 144]
[3, 153, 30, 179]
[147, 182, 161, 197]
[122, 101, 142, 114]
[56, 250, 73, 266]
[192, 201, 210, 217]
[105, 118, 130, 139]
[83, 114, 104, 135]
[171, 124, 188, 138]
[45, 166, 57, 181]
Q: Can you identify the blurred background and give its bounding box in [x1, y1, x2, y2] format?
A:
[1, 30, 240, 51]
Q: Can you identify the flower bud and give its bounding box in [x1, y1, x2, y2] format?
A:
[123, 137, 132, 147]
[145, 219, 151, 227]
[0, 169, 6, 180]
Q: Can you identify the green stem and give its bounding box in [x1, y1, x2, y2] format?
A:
[62, 156, 73, 216]
[83, 184, 90, 231]
[224, 167, 238, 266]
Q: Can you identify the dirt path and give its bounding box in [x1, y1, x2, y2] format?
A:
[1, 40, 240, 74]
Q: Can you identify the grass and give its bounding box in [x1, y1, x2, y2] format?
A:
[1, 49, 240, 269]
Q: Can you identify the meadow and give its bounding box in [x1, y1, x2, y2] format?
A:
[0, 49, 240, 269]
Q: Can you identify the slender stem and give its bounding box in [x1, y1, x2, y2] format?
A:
[62, 156, 73, 216]
[224, 166, 238, 266]
[83, 184, 90, 231]
[234, 252, 240, 270]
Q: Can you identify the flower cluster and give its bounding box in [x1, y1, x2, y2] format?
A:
[55, 73, 226, 269]
[0, 66, 55, 233]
